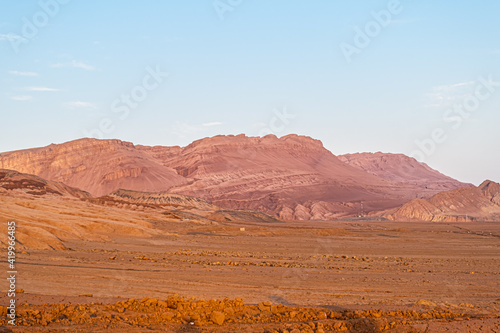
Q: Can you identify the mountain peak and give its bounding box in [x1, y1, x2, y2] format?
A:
[479, 179, 499, 188]
[184, 134, 323, 150]
[279, 134, 324, 148]
[478, 179, 500, 198]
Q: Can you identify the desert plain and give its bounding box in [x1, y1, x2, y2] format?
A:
[1, 216, 499, 332]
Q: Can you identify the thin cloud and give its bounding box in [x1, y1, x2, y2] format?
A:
[202, 121, 223, 127]
[425, 80, 477, 108]
[389, 18, 420, 25]
[51, 60, 95, 71]
[173, 121, 225, 139]
[11, 95, 32, 101]
[25, 87, 60, 92]
[432, 81, 475, 92]
[172, 121, 200, 139]
[0, 33, 26, 42]
[9, 70, 38, 77]
[65, 101, 98, 109]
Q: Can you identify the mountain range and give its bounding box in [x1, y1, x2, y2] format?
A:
[0, 134, 483, 220]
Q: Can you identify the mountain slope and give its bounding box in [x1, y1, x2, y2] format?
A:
[0, 170, 161, 250]
[385, 180, 500, 222]
[0, 170, 278, 250]
[338, 152, 470, 191]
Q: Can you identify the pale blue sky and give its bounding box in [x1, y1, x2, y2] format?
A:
[1, 1, 499, 185]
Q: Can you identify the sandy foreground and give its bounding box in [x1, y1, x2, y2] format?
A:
[1, 220, 499, 332]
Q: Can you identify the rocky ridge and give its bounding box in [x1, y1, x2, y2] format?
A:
[385, 180, 500, 222]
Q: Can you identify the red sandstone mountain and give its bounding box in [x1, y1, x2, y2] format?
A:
[138, 134, 399, 219]
[0, 139, 187, 196]
[338, 152, 469, 191]
[385, 180, 500, 222]
[0, 135, 470, 220]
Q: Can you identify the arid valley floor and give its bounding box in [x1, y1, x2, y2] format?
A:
[2, 219, 499, 332]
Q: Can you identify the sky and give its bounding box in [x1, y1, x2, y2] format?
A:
[0, 0, 499, 185]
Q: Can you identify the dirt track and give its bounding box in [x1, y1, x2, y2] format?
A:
[1, 220, 500, 332]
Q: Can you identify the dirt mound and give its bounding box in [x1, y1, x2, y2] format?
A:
[0, 188, 160, 250]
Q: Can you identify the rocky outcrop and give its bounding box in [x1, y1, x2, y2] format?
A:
[0, 169, 91, 198]
[105, 189, 280, 223]
[385, 180, 500, 222]
[108, 189, 216, 210]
